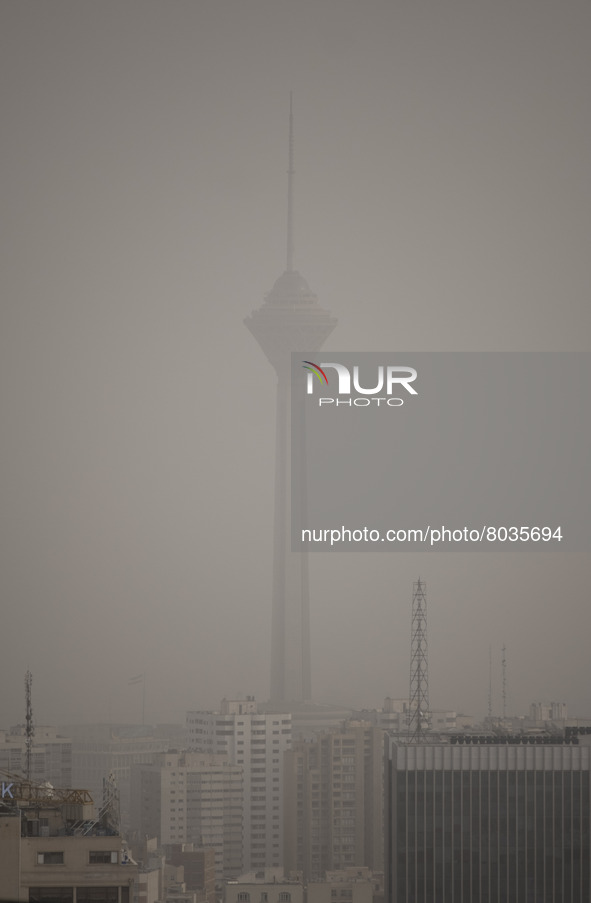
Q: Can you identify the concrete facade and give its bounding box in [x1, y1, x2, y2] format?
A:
[187, 699, 292, 872]
[284, 722, 384, 881]
[131, 751, 244, 880]
[0, 725, 72, 788]
[307, 870, 374, 903]
[224, 870, 303, 903]
[65, 723, 174, 832]
[165, 844, 216, 903]
[0, 809, 137, 903]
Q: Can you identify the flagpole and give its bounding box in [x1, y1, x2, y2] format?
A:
[128, 674, 145, 725]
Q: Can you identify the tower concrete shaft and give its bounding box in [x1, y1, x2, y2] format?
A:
[244, 102, 336, 703]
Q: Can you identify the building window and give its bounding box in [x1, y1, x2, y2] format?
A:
[76, 889, 119, 903]
[89, 851, 118, 864]
[29, 891, 73, 903]
[279, 895, 291, 902]
[237, 894, 251, 902]
[36, 852, 64, 864]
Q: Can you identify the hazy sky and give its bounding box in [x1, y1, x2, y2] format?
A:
[1, 1, 590, 727]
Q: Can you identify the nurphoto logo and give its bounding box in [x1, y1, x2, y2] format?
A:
[302, 360, 418, 407]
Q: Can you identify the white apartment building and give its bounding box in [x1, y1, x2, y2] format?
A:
[130, 751, 244, 880]
[186, 698, 292, 872]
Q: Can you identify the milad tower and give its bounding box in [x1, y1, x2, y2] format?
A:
[245, 98, 336, 705]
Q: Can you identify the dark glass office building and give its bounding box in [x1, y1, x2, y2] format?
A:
[385, 739, 591, 902]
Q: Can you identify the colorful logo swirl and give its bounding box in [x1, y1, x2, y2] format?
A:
[302, 361, 329, 385]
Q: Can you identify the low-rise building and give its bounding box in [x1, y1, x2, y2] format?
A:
[307, 867, 376, 903]
[224, 869, 303, 903]
[0, 790, 137, 902]
[164, 844, 216, 903]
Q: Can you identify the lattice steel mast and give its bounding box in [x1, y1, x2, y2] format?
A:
[25, 670, 33, 782]
[488, 645, 493, 720]
[408, 579, 430, 741]
[286, 91, 295, 272]
[502, 644, 507, 720]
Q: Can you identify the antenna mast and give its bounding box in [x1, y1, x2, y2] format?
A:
[25, 670, 33, 782]
[502, 644, 507, 720]
[488, 645, 493, 720]
[408, 579, 430, 742]
[286, 92, 295, 272]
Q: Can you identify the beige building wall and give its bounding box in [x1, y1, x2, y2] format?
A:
[0, 814, 137, 902]
[0, 814, 22, 901]
[137, 865, 162, 903]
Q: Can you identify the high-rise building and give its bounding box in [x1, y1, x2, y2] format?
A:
[385, 736, 591, 902]
[130, 750, 244, 880]
[65, 723, 173, 831]
[307, 868, 377, 903]
[352, 699, 410, 735]
[529, 701, 568, 724]
[187, 698, 292, 872]
[284, 721, 384, 881]
[0, 724, 72, 788]
[244, 99, 336, 705]
[223, 870, 304, 903]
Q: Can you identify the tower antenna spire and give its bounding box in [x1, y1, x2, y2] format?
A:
[286, 92, 295, 272]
